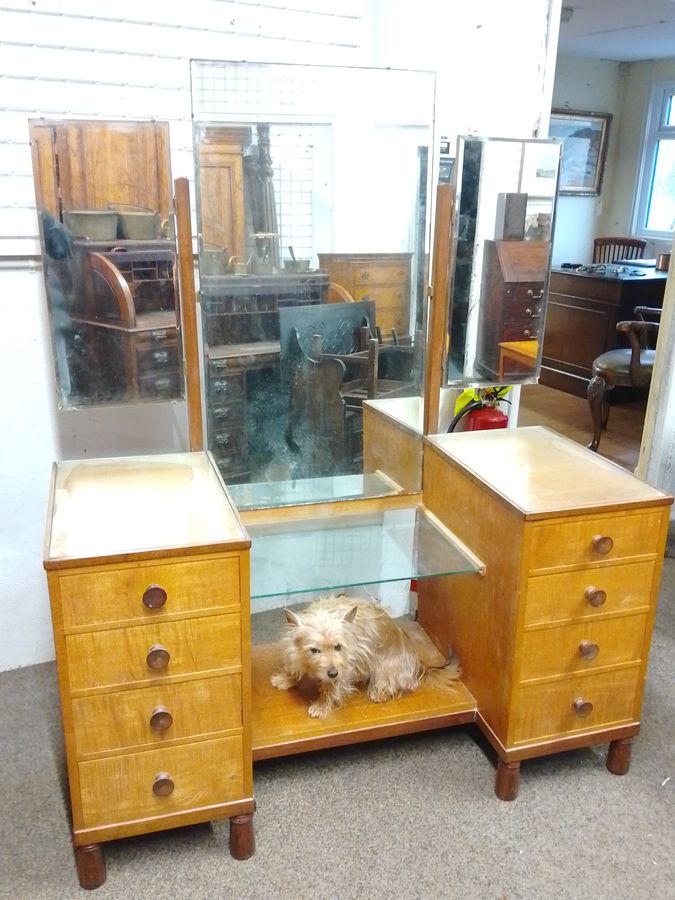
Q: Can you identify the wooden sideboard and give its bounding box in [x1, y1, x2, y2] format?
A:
[43, 453, 255, 889]
[44, 427, 672, 887]
[541, 266, 667, 397]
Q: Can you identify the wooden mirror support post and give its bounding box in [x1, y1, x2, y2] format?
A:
[174, 177, 204, 451]
[423, 183, 454, 436]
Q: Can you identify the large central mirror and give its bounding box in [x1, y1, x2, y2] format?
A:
[446, 136, 561, 386]
[190, 60, 436, 509]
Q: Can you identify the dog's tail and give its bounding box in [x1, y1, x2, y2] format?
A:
[422, 652, 462, 692]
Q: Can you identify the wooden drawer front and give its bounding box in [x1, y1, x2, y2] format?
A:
[524, 560, 655, 626]
[519, 614, 647, 681]
[66, 613, 241, 692]
[528, 511, 663, 572]
[510, 667, 640, 744]
[72, 674, 242, 756]
[78, 736, 244, 828]
[353, 285, 407, 308]
[59, 556, 241, 630]
[353, 264, 409, 286]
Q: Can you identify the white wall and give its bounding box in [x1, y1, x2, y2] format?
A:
[0, 0, 561, 671]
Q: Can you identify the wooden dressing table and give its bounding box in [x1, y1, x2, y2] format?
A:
[44, 427, 671, 887]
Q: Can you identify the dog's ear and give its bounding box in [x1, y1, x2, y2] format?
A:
[284, 608, 302, 626]
[343, 605, 358, 623]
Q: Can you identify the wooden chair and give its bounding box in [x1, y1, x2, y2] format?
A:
[587, 306, 660, 451]
[593, 237, 647, 264]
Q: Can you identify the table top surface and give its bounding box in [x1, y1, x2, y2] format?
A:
[427, 426, 672, 517]
[551, 264, 668, 282]
[45, 451, 249, 566]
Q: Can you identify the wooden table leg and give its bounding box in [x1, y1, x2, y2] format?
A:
[74, 843, 106, 890]
[229, 813, 255, 859]
[495, 759, 520, 801]
[607, 737, 632, 775]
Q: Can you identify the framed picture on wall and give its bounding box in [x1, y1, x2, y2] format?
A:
[549, 110, 612, 196]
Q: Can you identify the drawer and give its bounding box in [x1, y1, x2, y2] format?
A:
[208, 372, 245, 399]
[519, 614, 648, 681]
[353, 285, 408, 308]
[500, 322, 540, 341]
[72, 674, 242, 756]
[136, 342, 178, 373]
[59, 556, 241, 630]
[210, 428, 246, 457]
[138, 370, 181, 399]
[527, 510, 663, 573]
[66, 612, 241, 692]
[524, 560, 655, 625]
[507, 283, 545, 303]
[510, 666, 640, 744]
[353, 264, 409, 285]
[209, 401, 244, 428]
[78, 735, 244, 828]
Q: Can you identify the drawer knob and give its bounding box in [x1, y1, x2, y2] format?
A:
[584, 586, 607, 607]
[146, 644, 170, 670]
[152, 772, 175, 797]
[578, 640, 600, 660]
[149, 706, 173, 732]
[142, 584, 167, 609]
[592, 534, 614, 554]
[573, 697, 594, 717]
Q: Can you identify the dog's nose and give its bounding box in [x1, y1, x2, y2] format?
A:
[327, 668, 338, 679]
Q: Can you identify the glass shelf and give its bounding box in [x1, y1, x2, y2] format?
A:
[228, 472, 402, 511]
[247, 505, 481, 600]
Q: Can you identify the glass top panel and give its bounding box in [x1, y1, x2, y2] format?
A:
[190, 60, 435, 508]
[228, 472, 403, 511]
[247, 506, 480, 600]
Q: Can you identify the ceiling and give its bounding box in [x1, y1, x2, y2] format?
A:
[557, 0, 675, 61]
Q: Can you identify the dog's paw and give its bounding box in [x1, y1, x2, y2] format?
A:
[270, 672, 294, 690]
[308, 701, 331, 718]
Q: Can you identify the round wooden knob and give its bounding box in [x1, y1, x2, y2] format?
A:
[152, 772, 175, 797]
[578, 640, 600, 660]
[146, 644, 170, 670]
[142, 584, 167, 609]
[149, 706, 173, 732]
[592, 534, 614, 555]
[573, 697, 594, 717]
[585, 586, 607, 607]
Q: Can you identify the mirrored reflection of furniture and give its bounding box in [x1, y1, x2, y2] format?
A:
[317, 253, 413, 338]
[43, 453, 255, 890]
[587, 306, 661, 451]
[29, 119, 178, 408]
[541, 266, 667, 397]
[68, 241, 181, 402]
[593, 237, 646, 264]
[445, 137, 560, 386]
[202, 273, 328, 482]
[476, 240, 548, 381]
[190, 60, 435, 502]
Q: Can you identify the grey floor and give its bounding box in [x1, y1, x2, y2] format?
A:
[1, 561, 673, 900]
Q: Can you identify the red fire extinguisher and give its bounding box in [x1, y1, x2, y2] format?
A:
[463, 404, 509, 431]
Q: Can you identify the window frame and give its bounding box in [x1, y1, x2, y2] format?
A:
[632, 79, 675, 241]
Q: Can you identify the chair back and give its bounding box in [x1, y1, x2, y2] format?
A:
[593, 237, 646, 264]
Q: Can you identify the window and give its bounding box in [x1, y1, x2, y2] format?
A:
[633, 81, 675, 240]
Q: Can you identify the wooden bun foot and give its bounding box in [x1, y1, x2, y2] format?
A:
[607, 737, 632, 776]
[74, 843, 106, 890]
[229, 813, 255, 859]
[495, 759, 520, 801]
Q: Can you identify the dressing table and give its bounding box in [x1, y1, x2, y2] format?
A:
[39, 62, 673, 890]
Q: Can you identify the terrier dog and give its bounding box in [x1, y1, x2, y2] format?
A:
[270, 595, 461, 718]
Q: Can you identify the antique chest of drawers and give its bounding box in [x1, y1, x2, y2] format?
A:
[43, 452, 254, 889]
[418, 426, 672, 799]
[318, 252, 413, 338]
[476, 240, 549, 380]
